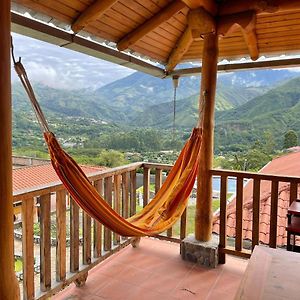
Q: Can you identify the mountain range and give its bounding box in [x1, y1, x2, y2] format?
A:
[13, 67, 300, 151]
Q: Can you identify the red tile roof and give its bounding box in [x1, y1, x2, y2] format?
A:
[213, 151, 300, 246]
[13, 163, 105, 194]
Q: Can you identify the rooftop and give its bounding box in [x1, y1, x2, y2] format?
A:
[13, 163, 105, 194]
[53, 237, 248, 300]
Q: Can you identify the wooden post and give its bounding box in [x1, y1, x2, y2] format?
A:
[0, 0, 20, 298]
[195, 33, 219, 241]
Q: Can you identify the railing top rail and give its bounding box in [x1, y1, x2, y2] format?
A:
[13, 162, 144, 202]
[211, 169, 300, 183]
[142, 162, 173, 170]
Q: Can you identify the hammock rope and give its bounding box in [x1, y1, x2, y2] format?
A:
[12, 46, 203, 237]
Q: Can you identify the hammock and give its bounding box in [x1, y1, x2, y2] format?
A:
[13, 59, 202, 237]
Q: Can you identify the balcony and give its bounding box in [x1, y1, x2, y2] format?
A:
[14, 162, 300, 299]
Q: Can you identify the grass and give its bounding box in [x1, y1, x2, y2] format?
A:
[15, 259, 22, 273]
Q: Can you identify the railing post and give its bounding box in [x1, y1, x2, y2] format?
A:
[94, 180, 103, 258]
[235, 177, 244, 251]
[104, 176, 112, 251]
[56, 190, 66, 281]
[40, 193, 51, 291]
[219, 176, 228, 264]
[22, 198, 35, 300]
[143, 167, 150, 207]
[70, 197, 79, 273]
[0, 0, 20, 298]
[113, 175, 121, 245]
[130, 171, 137, 216]
[252, 179, 261, 250]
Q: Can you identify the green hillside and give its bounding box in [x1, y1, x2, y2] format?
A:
[132, 82, 268, 128]
[215, 76, 300, 152]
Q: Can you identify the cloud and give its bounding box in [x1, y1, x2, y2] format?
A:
[11, 33, 134, 90]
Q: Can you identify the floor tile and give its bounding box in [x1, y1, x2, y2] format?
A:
[53, 238, 247, 300]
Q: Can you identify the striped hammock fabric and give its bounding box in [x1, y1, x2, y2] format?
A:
[14, 59, 202, 237]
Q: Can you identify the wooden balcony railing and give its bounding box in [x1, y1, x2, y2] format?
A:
[14, 161, 300, 299]
[212, 169, 300, 263]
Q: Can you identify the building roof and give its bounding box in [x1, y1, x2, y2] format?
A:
[11, 0, 300, 73]
[13, 163, 105, 194]
[213, 151, 300, 246]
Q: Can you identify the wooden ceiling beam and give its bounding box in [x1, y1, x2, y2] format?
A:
[117, 0, 186, 51]
[218, 11, 259, 61]
[166, 8, 216, 72]
[72, 0, 118, 33]
[218, 0, 300, 16]
[181, 0, 218, 15]
[166, 26, 193, 72]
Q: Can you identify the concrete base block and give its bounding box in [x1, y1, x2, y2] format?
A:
[180, 234, 219, 268]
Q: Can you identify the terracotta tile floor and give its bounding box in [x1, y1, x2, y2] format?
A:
[53, 238, 248, 300]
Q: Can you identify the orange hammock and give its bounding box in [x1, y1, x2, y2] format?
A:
[14, 59, 202, 237]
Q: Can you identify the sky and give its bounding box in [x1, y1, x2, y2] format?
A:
[11, 33, 135, 90]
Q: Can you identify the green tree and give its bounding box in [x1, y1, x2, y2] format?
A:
[284, 130, 298, 149]
[97, 150, 128, 167]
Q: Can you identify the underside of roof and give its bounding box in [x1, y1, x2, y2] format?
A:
[11, 0, 300, 74]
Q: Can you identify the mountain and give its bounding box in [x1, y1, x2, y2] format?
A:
[215, 76, 300, 152]
[95, 68, 297, 125]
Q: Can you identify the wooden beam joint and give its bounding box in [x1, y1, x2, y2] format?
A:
[166, 8, 216, 72]
[218, 11, 259, 61]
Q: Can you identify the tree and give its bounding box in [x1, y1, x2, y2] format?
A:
[97, 150, 128, 167]
[284, 130, 298, 149]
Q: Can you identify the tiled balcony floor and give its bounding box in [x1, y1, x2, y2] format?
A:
[53, 237, 248, 300]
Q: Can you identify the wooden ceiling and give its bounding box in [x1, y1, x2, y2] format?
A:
[11, 0, 300, 72]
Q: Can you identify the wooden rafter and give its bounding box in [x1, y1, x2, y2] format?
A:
[71, 0, 118, 33]
[218, 11, 259, 61]
[166, 26, 193, 72]
[181, 0, 218, 15]
[166, 8, 216, 72]
[218, 0, 300, 16]
[117, 0, 186, 51]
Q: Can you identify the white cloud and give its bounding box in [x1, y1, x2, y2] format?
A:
[11, 33, 134, 90]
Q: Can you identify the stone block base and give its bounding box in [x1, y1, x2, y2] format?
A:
[180, 234, 219, 268]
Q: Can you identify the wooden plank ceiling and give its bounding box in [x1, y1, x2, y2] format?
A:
[11, 0, 300, 72]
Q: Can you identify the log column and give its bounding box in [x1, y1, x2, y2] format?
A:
[0, 0, 20, 298]
[195, 33, 219, 241]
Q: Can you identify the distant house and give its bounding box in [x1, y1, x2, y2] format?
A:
[213, 152, 300, 246]
[13, 163, 105, 219]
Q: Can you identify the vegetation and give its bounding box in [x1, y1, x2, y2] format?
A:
[284, 130, 298, 149]
[15, 259, 22, 273]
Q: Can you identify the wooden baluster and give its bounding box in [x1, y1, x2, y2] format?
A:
[22, 197, 35, 300]
[113, 175, 121, 245]
[70, 196, 79, 272]
[180, 208, 187, 240]
[290, 182, 298, 205]
[235, 177, 244, 251]
[56, 190, 66, 281]
[40, 193, 51, 291]
[219, 176, 227, 264]
[104, 177, 112, 251]
[94, 180, 103, 258]
[155, 169, 162, 194]
[252, 179, 261, 250]
[269, 180, 279, 248]
[122, 172, 129, 219]
[83, 212, 92, 265]
[130, 170, 137, 216]
[143, 167, 150, 207]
